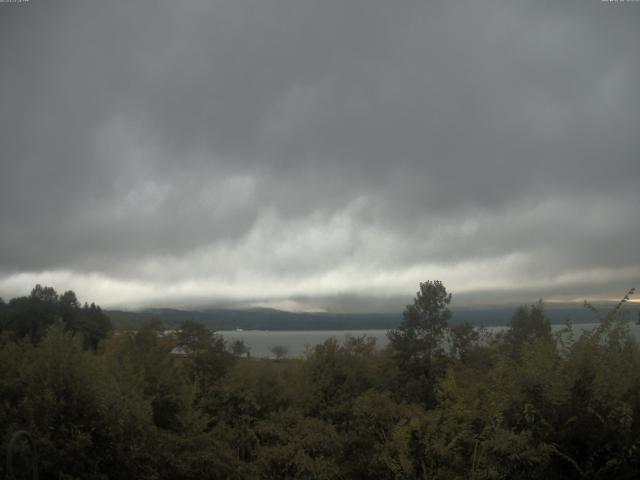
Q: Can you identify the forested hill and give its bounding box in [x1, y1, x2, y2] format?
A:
[4, 282, 640, 478]
[106, 302, 640, 330]
[107, 308, 401, 330]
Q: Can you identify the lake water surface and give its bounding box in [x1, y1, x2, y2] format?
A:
[220, 322, 640, 358]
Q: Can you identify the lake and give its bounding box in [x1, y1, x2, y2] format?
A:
[220, 322, 640, 358]
[220, 329, 390, 358]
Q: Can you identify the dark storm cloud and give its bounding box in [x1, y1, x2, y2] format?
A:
[0, 0, 638, 308]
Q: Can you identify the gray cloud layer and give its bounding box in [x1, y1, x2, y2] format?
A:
[1, 0, 639, 310]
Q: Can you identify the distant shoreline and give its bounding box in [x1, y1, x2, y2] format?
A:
[107, 303, 640, 331]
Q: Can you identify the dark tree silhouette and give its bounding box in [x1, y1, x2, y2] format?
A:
[388, 280, 452, 404]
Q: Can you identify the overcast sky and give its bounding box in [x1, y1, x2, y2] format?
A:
[0, 0, 638, 312]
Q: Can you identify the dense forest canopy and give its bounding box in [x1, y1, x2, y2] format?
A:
[0, 285, 112, 348]
[1, 282, 639, 479]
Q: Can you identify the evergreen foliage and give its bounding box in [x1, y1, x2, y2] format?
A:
[0, 285, 111, 348]
[1, 283, 639, 479]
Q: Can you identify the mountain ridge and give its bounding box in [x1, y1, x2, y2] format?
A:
[106, 302, 640, 331]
